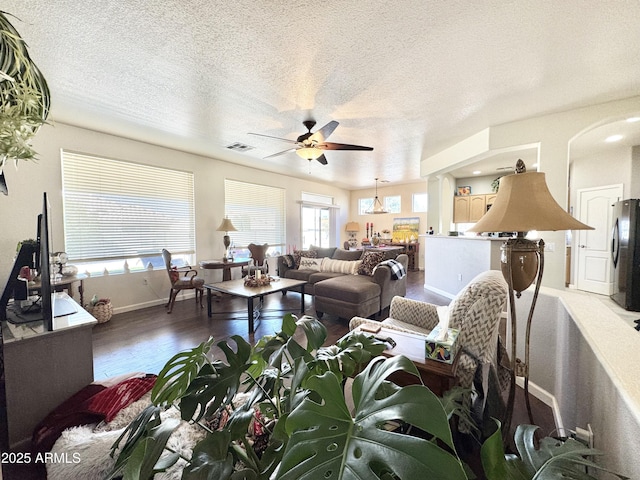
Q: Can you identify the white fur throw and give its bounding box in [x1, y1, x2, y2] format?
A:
[47, 391, 256, 479]
[321, 258, 361, 274]
[47, 393, 205, 480]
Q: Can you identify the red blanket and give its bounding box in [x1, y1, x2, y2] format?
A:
[32, 374, 156, 453]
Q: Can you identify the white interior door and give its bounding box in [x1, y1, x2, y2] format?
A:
[575, 184, 623, 294]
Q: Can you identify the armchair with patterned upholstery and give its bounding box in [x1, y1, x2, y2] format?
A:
[349, 270, 509, 432]
[162, 249, 205, 314]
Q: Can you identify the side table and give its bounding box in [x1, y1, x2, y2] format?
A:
[357, 326, 459, 396]
[199, 259, 250, 281]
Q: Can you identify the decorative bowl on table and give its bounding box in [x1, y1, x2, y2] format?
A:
[244, 275, 273, 287]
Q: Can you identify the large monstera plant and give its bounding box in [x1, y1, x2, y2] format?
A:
[108, 313, 626, 480]
[0, 11, 50, 195]
[108, 314, 470, 480]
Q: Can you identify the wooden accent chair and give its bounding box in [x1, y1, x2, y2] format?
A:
[161, 249, 204, 314]
[242, 243, 269, 277]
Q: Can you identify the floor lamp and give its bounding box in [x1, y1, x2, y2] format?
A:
[467, 161, 592, 440]
[217, 217, 237, 261]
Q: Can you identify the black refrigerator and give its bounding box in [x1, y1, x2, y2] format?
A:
[611, 199, 640, 311]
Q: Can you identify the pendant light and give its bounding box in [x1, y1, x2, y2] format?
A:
[366, 178, 388, 214]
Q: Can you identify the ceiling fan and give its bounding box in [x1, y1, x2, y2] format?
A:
[249, 120, 373, 165]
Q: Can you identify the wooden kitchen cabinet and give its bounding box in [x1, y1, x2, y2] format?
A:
[453, 196, 471, 223]
[469, 195, 487, 221]
[453, 194, 488, 223]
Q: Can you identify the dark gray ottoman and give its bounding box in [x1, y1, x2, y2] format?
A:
[314, 275, 381, 320]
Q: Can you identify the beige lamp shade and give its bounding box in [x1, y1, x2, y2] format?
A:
[345, 222, 360, 232]
[467, 171, 593, 233]
[217, 218, 237, 233]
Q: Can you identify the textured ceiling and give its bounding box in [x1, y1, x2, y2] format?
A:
[5, 0, 640, 189]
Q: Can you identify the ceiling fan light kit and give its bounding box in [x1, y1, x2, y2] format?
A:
[296, 147, 323, 160]
[250, 119, 373, 166]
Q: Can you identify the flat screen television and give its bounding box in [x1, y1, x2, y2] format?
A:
[0, 192, 53, 331]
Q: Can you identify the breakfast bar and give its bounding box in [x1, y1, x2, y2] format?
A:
[423, 235, 504, 298]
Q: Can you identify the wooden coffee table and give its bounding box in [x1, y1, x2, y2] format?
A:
[356, 326, 460, 396]
[204, 277, 307, 333]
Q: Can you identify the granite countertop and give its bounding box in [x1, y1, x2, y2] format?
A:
[424, 234, 509, 241]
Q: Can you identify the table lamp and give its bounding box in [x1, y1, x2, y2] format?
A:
[345, 222, 360, 248]
[467, 160, 593, 439]
[217, 217, 237, 261]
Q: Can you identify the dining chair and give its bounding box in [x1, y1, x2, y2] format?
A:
[161, 249, 204, 313]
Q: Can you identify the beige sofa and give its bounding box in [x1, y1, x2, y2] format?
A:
[277, 247, 408, 319]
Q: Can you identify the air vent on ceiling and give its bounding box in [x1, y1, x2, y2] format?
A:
[226, 142, 254, 152]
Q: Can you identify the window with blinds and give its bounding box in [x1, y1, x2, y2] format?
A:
[224, 179, 285, 252]
[61, 150, 195, 272]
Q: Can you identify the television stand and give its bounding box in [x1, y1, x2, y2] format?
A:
[2, 296, 97, 449]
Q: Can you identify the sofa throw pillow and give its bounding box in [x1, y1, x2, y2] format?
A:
[309, 245, 338, 258]
[357, 250, 385, 276]
[322, 258, 361, 275]
[298, 257, 323, 271]
[293, 249, 318, 268]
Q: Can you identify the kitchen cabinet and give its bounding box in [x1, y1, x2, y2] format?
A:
[453, 194, 489, 223]
[453, 196, 471, 223]
[469, 195, 487, 221]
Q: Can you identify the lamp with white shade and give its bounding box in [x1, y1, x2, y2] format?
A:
[345, 222, 360, 248]
[466, 160, 593, 438]
[216, 217, 237, 261]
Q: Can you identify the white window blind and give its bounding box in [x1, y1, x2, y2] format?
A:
[224, 179, 285, 248]
[61, 150, 195, 262]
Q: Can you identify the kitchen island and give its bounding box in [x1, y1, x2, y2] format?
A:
[423, 235, 506, 298]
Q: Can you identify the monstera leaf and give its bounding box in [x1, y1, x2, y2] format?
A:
[151, 337, 215, 406]
[481, 420, 629, 480]
[308, 332, 386, 379]
[277, 355, 467, 480]
[250, 315, 326, 377]
[181, 336, 253, 422]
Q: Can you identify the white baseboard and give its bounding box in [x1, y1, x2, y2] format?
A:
[111, 291, 199, 315]
[516, 377, 564, 436]
[423, 284, 455, 300]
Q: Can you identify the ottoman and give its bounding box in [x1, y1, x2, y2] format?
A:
[314, 275, 381, 320]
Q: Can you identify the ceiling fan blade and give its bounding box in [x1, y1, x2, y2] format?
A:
[318, 142, 373, 151]
[309, 121, 339, 143]
[264, 147, 297, 159]
[248, 132, 299, 145]
[315, 154, 328, 165]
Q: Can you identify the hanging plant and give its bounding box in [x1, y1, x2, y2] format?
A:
[0, 11, 50, 195]
[491, 176, 502, 193]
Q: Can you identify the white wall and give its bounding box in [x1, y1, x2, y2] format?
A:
[348, 181, 428, 269]
[0, 122, 351, 312]
[516, 288, 640, 479]
[570, 145, 631, 202]
[453, 174, 496, 196]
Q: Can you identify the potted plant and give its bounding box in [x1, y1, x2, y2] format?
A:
[108, 314, 627, 480]
[0, 11, 50, 195]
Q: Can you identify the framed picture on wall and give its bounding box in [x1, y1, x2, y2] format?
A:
[392, 217, 420, 243]
[457, 186, 471, 196]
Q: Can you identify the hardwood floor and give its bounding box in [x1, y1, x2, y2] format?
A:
[92, 270, 450, 379]
[92, 269, 554, 438]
